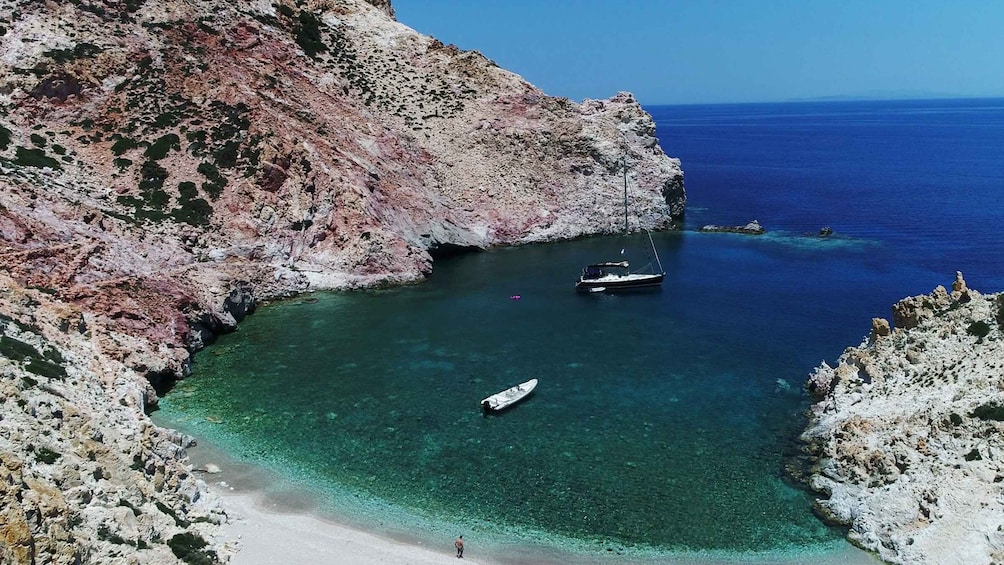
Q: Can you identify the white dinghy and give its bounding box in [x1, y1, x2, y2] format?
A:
[481, 379, 537, 413]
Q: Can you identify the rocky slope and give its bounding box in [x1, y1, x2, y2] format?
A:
[803, 273, 1004, 565]
[0, 0, 683, 563]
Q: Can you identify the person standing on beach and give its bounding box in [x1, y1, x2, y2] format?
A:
[455, 535, 464, 558]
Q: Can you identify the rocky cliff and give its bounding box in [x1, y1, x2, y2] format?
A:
[803, 273, 1004, 565]
[0, 0, 683, 562]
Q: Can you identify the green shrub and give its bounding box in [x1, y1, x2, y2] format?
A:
[25, 359, 68, 379]
[144, 133, 180, 160]
[968, 320, 991, 339]
[295, 11, 327, 58]
[0, 334, 64, 378]
[131, 453, 146, 471]
[171, 196, 213, 226]
[186, 130, 207, 155]
[198, 162, 226, 198]
[14, 147, 61, 169]
[208, 102, 250, 169]
[138, 160, 169, 203]
[0, 335, 42, 361]
[168, 532, 217, 565]
[971, 403, 1004, 421]
[36, 447, 61, 464]
[152, 111, 180, 130]
[44, 43, 103, 63]
[110, 136, 139, 156]
[178, 181, 198, 199]
[240, 134, 263, 177]
[156, 501, 188, 527]
[43, 345, 64, 364]
[118, 158, 175, 223]
[0, 123, 11, 150]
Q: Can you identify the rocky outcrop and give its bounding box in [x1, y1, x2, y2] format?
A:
[802, 272, 1004, 564]
[0, 0, 685, 562]
[698, 220, 765, 235]
[1, 274, 225, 565]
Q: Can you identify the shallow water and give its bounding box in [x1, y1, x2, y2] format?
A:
[156, 98, 1004, 563]
[157, 231, 873, 559]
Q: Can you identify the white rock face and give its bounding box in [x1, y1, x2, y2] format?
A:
[802, 272, 1004, 565]
[0, 274, 226, 564]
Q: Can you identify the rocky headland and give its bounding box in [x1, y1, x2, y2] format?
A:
[802, 272, 1004, 564]
[0, 0, 683, 563]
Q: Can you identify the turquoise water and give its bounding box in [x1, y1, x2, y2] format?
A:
[159, 232, 864, 558]
[157, 99, 1004, 561]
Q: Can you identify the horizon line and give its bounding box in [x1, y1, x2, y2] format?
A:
[634, 94, 1004, 107]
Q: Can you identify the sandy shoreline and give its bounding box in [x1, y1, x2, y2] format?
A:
[178, 427, 881, 565]
[212, 487, 478, 565]
[208, 482, 883, 565]
[198, 474, 882, 565]
[187, 439, 503, 565]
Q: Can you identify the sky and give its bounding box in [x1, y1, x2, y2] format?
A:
[392, 1, 1004, 105]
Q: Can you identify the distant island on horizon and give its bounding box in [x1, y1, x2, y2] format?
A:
[786, 89, 966, 102]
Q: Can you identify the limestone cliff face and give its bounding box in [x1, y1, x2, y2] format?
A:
[0, 0, 683, 562]
[1, 271, 230, 564]
[802, 273, 1004, 565]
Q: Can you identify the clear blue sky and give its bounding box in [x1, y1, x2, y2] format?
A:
[393, 1, 1004, 105]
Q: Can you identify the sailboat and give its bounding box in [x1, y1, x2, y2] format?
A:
[574, 159, 665, 293]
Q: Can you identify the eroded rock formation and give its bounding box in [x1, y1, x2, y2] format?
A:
[802, 272, 1004, 564]
[0, 0, 684, 562]
[697, 219, 765, 235]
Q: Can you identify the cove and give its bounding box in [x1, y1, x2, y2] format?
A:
[156, 98, 1004, 562]
[156, 229, 885, 561]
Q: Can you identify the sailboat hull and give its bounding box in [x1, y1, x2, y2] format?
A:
[575, 272, 664, 292]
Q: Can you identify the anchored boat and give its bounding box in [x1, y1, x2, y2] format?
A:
[575, 159, 665, 293]
[481, 379, 537, 413]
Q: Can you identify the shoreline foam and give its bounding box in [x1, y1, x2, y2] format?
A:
[179, 435, 881, 565]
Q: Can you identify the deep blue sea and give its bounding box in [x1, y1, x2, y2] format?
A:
[155, 98, 1004, 563]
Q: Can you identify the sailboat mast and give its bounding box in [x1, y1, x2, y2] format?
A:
[649, 229, 665, 275]
[622, 157, 628, 234]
